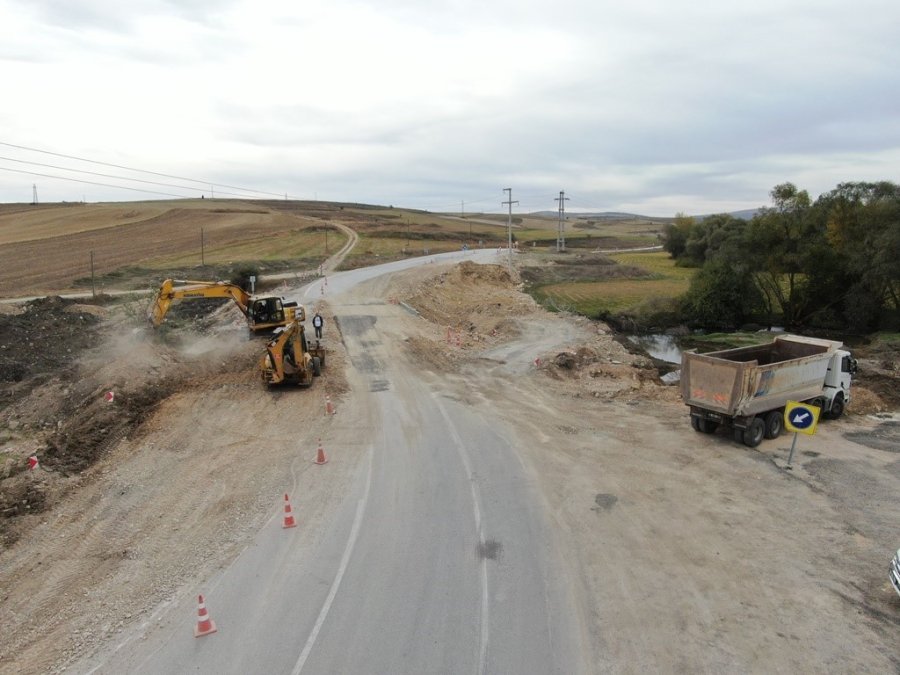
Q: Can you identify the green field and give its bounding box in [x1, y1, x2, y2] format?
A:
[532, 251, 695, 316]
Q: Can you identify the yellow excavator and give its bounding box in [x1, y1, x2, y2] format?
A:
[148, 279, 304, 336]
[259, 320, 325, 386]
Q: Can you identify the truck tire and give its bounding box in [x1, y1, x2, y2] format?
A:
[733, 428, 744, 444]
[828, 393, 844, 420]
[312, 357, 322, 377]
[691, 416, 719, 434]
[743, 417, 765, 448]
[764, 410, 784, 439]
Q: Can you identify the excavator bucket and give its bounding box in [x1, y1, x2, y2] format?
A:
[148, 279, 176, 326]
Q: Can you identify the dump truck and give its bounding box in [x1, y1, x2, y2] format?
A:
[681, 334, 857, 447]
[259, 320, 325, 386]
[148, 279, 304, 336]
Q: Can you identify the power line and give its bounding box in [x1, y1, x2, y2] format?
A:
[0, 155, 255, 199]
[0, 166, 193, 198]
[0, 140, 287, 199]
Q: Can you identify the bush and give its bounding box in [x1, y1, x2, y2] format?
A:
[230, 265, 260, 292]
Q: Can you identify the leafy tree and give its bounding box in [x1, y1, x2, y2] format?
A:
[679, 213, 746, 266]
[681, 258, 764, 329]
[661, 212, 694, 259]
[819, 181, 900, 329]
[745, 183, 825, 327]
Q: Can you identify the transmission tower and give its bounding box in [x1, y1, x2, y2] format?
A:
[555, 190, 569, 252]
[502, 188, 518, 273]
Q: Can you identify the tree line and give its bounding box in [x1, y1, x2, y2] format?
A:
[661, 181, 900, 332]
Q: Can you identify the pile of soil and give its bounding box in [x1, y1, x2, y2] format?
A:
[0, 297, 105, 407]
[406, 260, 536, 342]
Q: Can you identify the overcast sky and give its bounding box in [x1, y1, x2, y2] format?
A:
[0, 0, 897, 216]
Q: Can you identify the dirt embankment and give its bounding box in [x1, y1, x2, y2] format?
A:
[0, 295, 246, 548]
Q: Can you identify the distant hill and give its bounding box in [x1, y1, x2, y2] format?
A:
[531, 208, 762, 221]
[530, 211, 667, 221]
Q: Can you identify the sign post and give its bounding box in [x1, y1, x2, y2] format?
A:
[783, 400, 821, 469]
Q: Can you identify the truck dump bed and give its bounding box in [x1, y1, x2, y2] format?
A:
[681, 335, 842, 417]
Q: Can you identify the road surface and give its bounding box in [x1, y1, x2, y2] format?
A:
[80, 249, 587, 674]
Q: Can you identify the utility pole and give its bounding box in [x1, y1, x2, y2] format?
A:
[200, 227, 205, 266]
[90, 251, 96, 297]
[502, 188, 518, 273]
[461, 200, 464, 218]
[32, 184, 38, 205]
[555, 190, 569, 252]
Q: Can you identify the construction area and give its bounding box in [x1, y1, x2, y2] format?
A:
[0, 205, 899, 673]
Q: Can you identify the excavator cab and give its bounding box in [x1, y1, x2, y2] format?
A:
[250, 298, 284, 325]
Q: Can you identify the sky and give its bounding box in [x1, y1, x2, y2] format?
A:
[0, 0, 898, 216]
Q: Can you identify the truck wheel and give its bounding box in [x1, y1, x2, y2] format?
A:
[743, 418, 765, 448]
[312, 357, 322, 377]
[733, 428, 744, 444]
[764, 410, 783, 439]
[828, 394, 844, 420]
[691, 416, 718, 434]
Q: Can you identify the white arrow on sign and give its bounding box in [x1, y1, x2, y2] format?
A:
[793, 412, 810, 423]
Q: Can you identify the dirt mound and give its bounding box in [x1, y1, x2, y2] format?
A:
[406, 261, 538, 342]
[0, 296, 103, 403]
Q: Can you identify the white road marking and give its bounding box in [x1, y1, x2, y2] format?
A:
[291, 445, 374, 675]
[434, 395, 489, 675]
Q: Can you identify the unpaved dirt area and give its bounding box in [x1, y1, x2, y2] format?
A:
[0, 260, 898, 673]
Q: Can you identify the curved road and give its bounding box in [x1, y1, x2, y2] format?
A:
[82, 250, 587, 674]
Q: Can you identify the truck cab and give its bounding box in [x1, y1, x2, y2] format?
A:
[822, 350, 857, 419]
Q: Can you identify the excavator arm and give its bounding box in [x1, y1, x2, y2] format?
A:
[148, 279, 253, 327]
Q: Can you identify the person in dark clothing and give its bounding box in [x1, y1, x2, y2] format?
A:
[312, 311, 324, 339]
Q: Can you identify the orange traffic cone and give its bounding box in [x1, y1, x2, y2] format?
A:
[313, 438, 328, 465]
[325, 395, 335, 416]
[193, 594, 217, 637]
[282, 493, 297, 528]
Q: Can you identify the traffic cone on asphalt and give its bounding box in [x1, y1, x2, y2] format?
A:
[325, 395, 335, 416]
[313, 438, 328, 465]
[193, 595, 217, 637]
[282, 493, 297, 528]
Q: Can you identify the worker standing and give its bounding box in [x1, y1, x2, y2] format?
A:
[312, 311, 324, 339]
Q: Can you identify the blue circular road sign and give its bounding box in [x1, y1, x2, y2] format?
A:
[788, 406, 815, 430]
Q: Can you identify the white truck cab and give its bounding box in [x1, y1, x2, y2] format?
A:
[822, 350, 857, 418]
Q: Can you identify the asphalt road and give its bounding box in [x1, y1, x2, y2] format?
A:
[82, 249, 585, 674]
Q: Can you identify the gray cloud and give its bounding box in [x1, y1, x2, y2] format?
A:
[1, 0, 898, 215]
